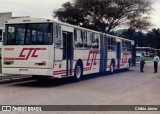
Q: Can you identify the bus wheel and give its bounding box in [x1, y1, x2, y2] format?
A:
[74, 62, 83, 81]
[110, 63, 114, 74]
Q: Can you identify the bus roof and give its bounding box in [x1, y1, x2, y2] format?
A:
[136, 47, 154, 49]
[6, 17, 134, 42]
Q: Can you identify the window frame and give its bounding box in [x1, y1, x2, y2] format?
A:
[107, 36, 116, 51]
[91, 32, 100, 49]
[4, 23, 53, 45]
[122, 40, 132, 52]
[55, 24, 62, 48]
[83, 31, 92, 49]
[74, 29, 83, 49]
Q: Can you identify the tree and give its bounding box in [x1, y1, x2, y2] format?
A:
[120, 28, 160, 49]
[53, 0, 152, 33]
[146, 29, 160, 48]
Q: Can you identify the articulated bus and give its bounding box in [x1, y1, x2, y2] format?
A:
[2, 18, 135, 81]
[136, 47, 155, 57]
[0, 28, 4, 57]
[154, 49, 160, 56]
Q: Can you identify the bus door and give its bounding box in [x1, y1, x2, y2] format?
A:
[116, 42, 121, 68]
[62, 31, 73, 75]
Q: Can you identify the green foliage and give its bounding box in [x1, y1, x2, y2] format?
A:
[53, 0, 152, 33]
[136, 57, 153, 62]
[120, 28, 160, 49]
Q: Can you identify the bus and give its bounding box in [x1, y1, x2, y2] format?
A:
[2, 18, 135, 81]
[0, 28, 4, 57]
[154, 49, 160, 56]
[136, 47, 155, 57]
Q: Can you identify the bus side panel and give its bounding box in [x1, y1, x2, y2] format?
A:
[99, 33, 104, 73]
[73, 49, 100, 75]
[120, 51, 131, 69]
[104, 35, 108, 72]
[99, 33, 107, 73]
[106, 52, 116, 71]
[132, 45, 136, 66]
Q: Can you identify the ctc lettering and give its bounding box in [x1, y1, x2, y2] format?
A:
[86, 51, 100, 69]
[19, 48, 46, 60]
[122, 53, 130, 63]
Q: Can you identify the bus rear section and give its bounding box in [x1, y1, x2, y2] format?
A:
[2, 22, 54, 76]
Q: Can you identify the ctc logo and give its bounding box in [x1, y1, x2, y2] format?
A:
[19, 48, 46, 60]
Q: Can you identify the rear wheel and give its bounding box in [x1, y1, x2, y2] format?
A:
[74, 62, 83, 81]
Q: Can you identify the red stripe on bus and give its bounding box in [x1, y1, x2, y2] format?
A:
[53, 72, 66, 75]
[41, 48, 47, 50]
[3, 58, 26, 60]
[53, 69, 75, 75]
[106, 65, 110, 68]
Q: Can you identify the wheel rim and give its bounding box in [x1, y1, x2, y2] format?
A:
[76, 66, 81, 79]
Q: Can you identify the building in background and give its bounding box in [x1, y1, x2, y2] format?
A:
[0, 12, 29, 57]
[0, 12, 12, 56]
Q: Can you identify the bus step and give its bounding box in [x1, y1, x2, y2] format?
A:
[61, 75, 73, 78]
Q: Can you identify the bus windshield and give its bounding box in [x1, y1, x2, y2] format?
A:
[4, 23, 53, 45]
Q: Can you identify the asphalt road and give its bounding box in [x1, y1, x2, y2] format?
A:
[1, 62, 160, 114]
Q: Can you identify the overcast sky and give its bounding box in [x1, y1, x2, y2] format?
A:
[0, 0, 160, 29]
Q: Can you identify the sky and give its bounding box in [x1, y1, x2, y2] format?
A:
[0, 0, 160, 29]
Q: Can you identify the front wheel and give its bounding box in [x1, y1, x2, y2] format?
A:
[74, 63, 83, 81]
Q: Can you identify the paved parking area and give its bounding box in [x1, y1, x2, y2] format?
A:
[0, 62, 160, 114]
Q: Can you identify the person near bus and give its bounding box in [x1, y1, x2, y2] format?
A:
[153, 53, 160, 73]
[140, 53, 145, 72]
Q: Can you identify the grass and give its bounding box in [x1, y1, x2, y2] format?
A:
[136, 56, 153, 62]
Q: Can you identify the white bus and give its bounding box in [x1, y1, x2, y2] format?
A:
[136, 47, 155, 57]
[2, 18, 135, 81]
[0, 28, 5, 57]
[154, 49, 160, 56]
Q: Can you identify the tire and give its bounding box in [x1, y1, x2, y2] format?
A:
[110, 63, 115, 74]
[74, 62, 83, 81]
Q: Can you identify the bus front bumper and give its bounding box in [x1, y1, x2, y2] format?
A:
[2, 68, 53, 76]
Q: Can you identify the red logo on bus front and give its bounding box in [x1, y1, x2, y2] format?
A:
[3, 48, 46, 61]
[19, 48, 46, 60]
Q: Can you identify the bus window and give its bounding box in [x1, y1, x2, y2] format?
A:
[55, 25, 61, 47]
[84, 31, 91, 48]
[0, 30, 2, 41]
[127, 42, 132, 51]
[92, 33, 99, 49]
[122, 40, 127, 51]
[108, 36, 116, 51]
[74, 29, 83, 48]
[7, 26, 15, 44]
[122, 40, 131, 52]
[111, 38, 116, 50]
[16, 28, 25, 45]
[4, 23, 53, 45]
